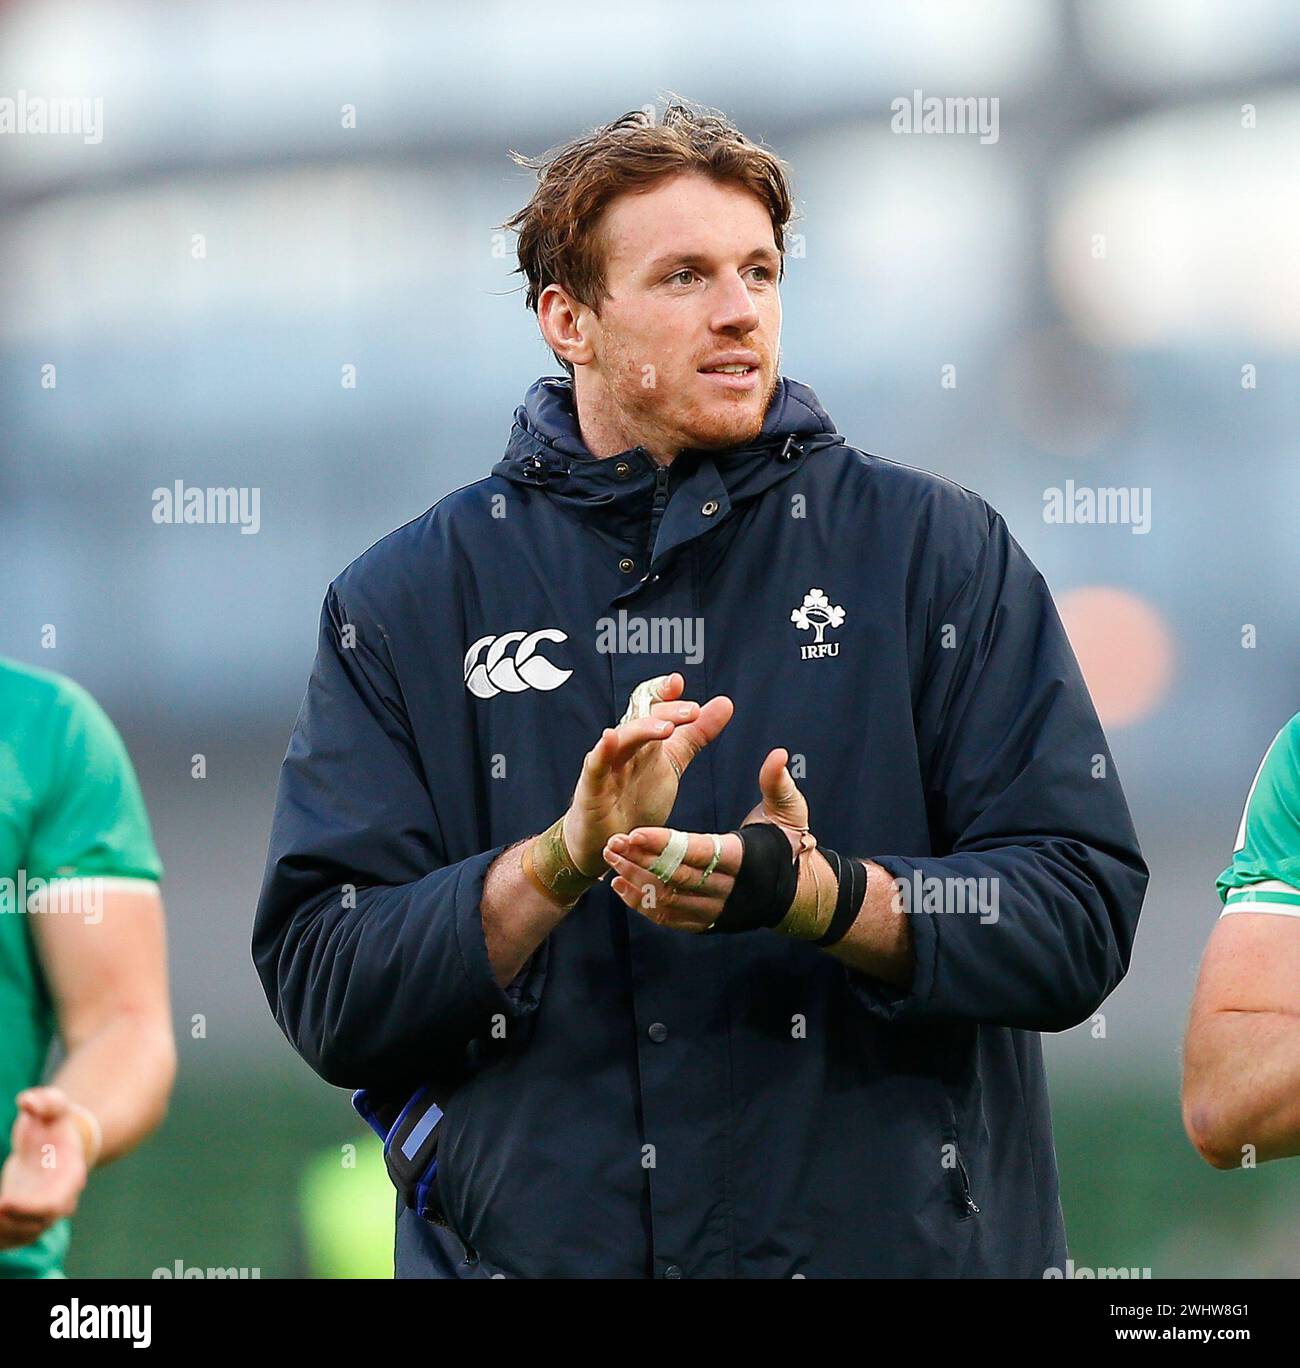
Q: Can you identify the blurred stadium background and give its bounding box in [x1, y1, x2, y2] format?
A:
[1, 0, 1298, 1277]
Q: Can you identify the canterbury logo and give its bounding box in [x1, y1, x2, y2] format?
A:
[464, 630, 573, 698]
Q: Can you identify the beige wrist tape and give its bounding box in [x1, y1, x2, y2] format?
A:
[523, 815, 603, 909]
[67, 1102, 103, 1168]
[776, 848, 835, 941]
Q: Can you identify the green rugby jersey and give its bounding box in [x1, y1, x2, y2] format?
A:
[1216, 712, 1300, 916]
[0, 658, 162, 1278]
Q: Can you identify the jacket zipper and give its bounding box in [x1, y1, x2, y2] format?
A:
[641, 458, 671, 580]
[955, 1150, 980, 1217]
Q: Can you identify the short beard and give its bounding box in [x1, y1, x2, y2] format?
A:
[604, 350, 780, 456]
[677, 363, 781, 452]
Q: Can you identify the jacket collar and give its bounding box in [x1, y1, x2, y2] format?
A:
[492, 373, 844, 525]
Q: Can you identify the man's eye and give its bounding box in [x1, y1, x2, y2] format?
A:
[667, 266, 773, 286]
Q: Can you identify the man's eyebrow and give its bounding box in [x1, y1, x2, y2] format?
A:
[644, 246, 781, 275]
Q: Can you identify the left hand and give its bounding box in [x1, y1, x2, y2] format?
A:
[0, 1087, 90, 1251]
[603, 748, 811, 932]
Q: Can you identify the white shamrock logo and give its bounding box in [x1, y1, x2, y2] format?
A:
[790, 588, 846, 645]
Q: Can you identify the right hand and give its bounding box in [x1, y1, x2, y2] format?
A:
[0, 1087, 90, 1252]
[562, 674, 734, 875]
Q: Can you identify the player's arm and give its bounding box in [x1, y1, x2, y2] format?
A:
[0, 879, 176, 1250]
[1182, 715, 1300, 1169]
[0, 673, 176, 1249]
[1182, 908, 1300, 1168]
[254, 580, 734, 1090]
[33, 879, 176, 1163]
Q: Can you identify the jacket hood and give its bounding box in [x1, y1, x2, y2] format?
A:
[492, 374, 845, 515]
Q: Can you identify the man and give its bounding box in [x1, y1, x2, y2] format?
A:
[0, 657, 175, 1277]
[1183, 713, 1300, 1169]
[253, 102, 1147, 1278]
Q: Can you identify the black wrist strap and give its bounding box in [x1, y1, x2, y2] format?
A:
[813, 847, 867, 947]
[706, 822, 800, 933]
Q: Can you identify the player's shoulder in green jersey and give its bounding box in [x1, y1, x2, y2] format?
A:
[0, 655, 163, 883]
[1216, 712, 1300, 915]
[1, 654, 112, 724]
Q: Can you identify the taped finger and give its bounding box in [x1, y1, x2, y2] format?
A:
[620, 675, 672, 724]
[648, 828, 690, 883]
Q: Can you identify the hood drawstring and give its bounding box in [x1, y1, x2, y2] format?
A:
[516, 453, 570, 487]
[776, 435, 803, 463]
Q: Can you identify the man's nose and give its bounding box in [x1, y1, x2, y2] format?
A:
[710, 271, 762, 333]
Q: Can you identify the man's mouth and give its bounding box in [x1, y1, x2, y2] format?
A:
[698, 357, 762, 390]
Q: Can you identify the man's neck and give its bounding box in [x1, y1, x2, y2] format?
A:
[572, 378, 676, 467]
[580, 426, 676, 469]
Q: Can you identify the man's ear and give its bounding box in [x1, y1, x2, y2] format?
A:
[539, 284, 594, 368]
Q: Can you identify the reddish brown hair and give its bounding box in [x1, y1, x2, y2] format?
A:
[502, 99, 795, 376]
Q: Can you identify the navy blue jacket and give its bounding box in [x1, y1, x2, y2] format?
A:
[253, 375, 1148, 1278]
